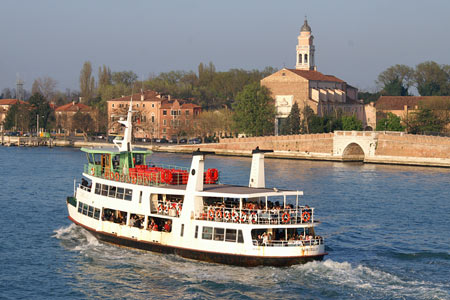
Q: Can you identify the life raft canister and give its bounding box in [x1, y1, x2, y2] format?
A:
[302, 211, 311, 222]
[282, 212, 291, 224]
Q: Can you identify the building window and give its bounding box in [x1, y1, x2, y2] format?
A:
[143, 104, 145, 107]
[152, 103, 155, 108]
[151, 115, 155, 123]
[185, 110, 189, 116]
[163, 110, 167, 115]
[163, 119, 166, 125]
[112, 104, 115, 108]
[163, 128, 166, 133]
[298, 54, 302, 64]
[304, 54, 308, 64]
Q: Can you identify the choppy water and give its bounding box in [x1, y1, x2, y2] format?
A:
[0, 146, 449, 300]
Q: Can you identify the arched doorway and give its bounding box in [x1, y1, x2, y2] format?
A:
[342, 143, 365, 161]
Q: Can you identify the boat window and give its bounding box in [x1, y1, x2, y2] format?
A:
[108, 186, 117, 198]
[116, 187, 124, 199]
[181, 224, 184, 237]
[86, 153, 93, 164]
[225, 229, 237, 242]
[101, 184, 108, 196]
[78, 202, 83, 213]
[139, 191, 142, 204]
[94, 208, 100, 220]
[194, 226, 199, 238]
[214, 228, 224, 241]
[95, 183, 101, 194]
[112, 155, 120, 170]
[237, 230, 244, 243]
[94, 153, 102, 165]
[133, 153, 144, 166]
[82, 203, 88, 215]
[124, 189, 133, 201]
[88, 205, 94, 217]
[202, 226, 213, 240]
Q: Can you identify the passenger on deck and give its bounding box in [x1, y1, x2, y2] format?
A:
[163, 220, 172, 232]
[81, 178, 88, 187]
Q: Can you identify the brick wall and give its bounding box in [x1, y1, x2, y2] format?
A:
[376, 134, 450, 159]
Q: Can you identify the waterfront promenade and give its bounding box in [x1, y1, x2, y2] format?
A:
[2, 131, 450, 168]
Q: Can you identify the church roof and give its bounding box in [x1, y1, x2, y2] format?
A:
[287, 69, 345, 83]
[55, 102, 91, 112]
[0, 99, 26, 106]
[301, 19, 311, 32]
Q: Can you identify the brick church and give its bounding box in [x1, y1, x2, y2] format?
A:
[261, 19, 366, 134]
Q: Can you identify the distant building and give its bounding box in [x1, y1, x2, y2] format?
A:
[107, 90, 201, 140]
[55, 101, 94, 135]
[365, 96, 450, 129]
[0, 99, 26, 129]
[260, 19, 365, 134]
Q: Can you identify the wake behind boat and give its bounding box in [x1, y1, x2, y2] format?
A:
[66, 101, 327, 266]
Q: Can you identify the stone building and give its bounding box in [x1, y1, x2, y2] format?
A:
[55, 102, 94, 135]
[364, 96, 450, 129]
[260, 19, 365, 134]
[0, 99, 26, 130]
[107, 90, 201, 140]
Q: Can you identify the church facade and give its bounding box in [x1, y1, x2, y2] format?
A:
[261, 19, 366, 134]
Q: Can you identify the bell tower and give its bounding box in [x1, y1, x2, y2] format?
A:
[295, 18, 315, 70]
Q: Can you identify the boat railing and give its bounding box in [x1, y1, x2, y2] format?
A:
[84, 164, 219, 186]
[154, 201, 183, 217]
[78, 183, 91, 193]
[196, 206, 314, 225]
[251, 237, 323, 247]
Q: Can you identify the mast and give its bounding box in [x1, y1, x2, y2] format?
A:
[113, 99, 133, 152]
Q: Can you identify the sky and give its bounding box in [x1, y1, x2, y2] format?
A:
[1, 0, 449, 94]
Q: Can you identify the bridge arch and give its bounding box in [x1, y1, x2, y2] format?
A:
[342, 142, 365, 161]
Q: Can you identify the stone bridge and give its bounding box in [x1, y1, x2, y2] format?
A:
[333, 131, 384, 161]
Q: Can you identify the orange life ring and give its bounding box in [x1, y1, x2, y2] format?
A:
[215, 209, 223, 219]
[240, 212, 247, 223]
[131, 176, 137, 184]
[115, 172, 120, 181]
[90, 167, 95, 176]
[208, 209, 215, 220]
[125, 175, 130, 183]
[282, 212, 291, 224]
[302, 211, 311, 222]
[164, 204, 169, 214]
[109, 172, 114, 180]
[250, 212, 258, 224]
[210, 168, 218, 181]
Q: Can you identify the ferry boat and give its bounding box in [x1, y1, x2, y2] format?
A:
[66, 102, 327, 266]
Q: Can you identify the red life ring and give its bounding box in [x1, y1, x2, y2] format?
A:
[302, 211, 311, 222]
[115, 172, 120, 181]
[131, 176, 137, 184]
[157, 204, 163, 214]
[215, 209, 223, 219]
[162, 170, 173, 184]
[90, 167, 95, 176]
[208, 168, 218, 181]
[109, 172, 114, 180]
[250, 212, 258, 224]
[164, 204, 169, 214]
[208, 209, 215, 220]
[231, 210, 238, 223]
[240, 212, 248, 223]
[224, 211, 230, 222]
[282, 212, 291, 224]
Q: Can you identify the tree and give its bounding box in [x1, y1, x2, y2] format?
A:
[28, 93, 53, 131]
[4, 102, 30, 131]
[406, 108, 444, 134]
[341, 115, 363, 131]
[1, 88, 13, 99]
[415, 61, 450, 96]
[31, 77, 57, 101]
[112, 71, 138, 88]
[377, 64, 414, 95]
[79, 61, 96, 103]
[376, 112, 405, 131]
[358, 90, 381, 104]
[232, 83, 275, 136]
[72, 111, 94, 141]
[280, 102, 300, 135]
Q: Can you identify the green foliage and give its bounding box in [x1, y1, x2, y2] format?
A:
[232, 83, 275, 136]
[382, 77, 409, 96]
[415, 61, 450, 96]
[79, 61, 96, 103]
[72, 111, 94, 140]
[358, 90, 381, 104]
[280, 102, 300, 135]
[342, 115, 363, 131]
[29, 93, 53, 131]
[376, 112, 405, 131]
[407, 108, 444, 134]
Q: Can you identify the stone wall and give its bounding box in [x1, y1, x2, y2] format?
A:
[375, 134, 450, 159]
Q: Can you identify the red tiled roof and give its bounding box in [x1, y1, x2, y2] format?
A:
[375, 96, 450, 110]
[108, 90, 161, 102]
[0, 99, 26, 105]
[160, 99, 201, 109]
[286, 69, 345, 83]
[55, 102, 91, 112]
